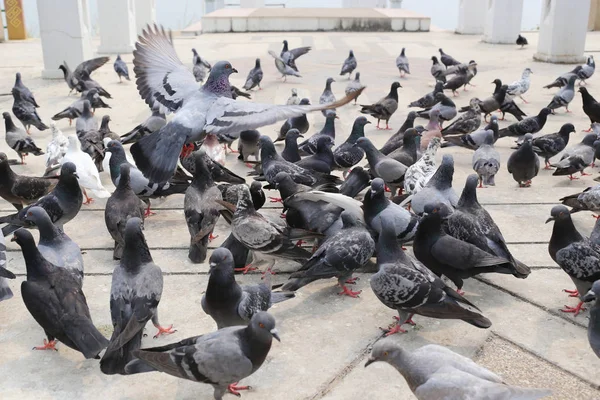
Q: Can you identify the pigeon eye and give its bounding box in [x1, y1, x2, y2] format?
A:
[259, 323, 265, 329]
[383, 352, 388, 356]
[225, 64, 231, 69]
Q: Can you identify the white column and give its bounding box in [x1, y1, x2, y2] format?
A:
[240, 0, 264, 7]
[135, 0, 156, 35]
[534, 0, 590, 63]
[203, 0, 226, 14]
[483, 0, 524, 44]
[37, 0, 93, 79]
[456, 0, 486, 35]
[97, 0, 137, 54]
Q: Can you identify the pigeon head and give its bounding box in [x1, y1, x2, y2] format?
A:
[391, 81, 402, 90]
[211, 61, 238, 77]
[208, 248, 234, 274]
[105, 139, 123, 154]
[546, 205, 571, 224]
[116, 54, 122, 60]
[403, 128, 422, 144]
[250, 181, 263, 194]
[365, 339, 401, 368]
[434, 80, 444, 91]
[431, 56, 439, 63]
[15, 72, 22, 84]
[11, 228, 36, 247]
[282, 40, 289, 51]
[23, 206, 51, 226]
[559, 123, 576, 136]
[340, 210, 362, 229]
[582, 133, 598, 147]
[594, 140, 600, 151]
[354, 72, 361, 80]
[316, 135, 335, 151]
[285, 128, 303, 140]
[438, 48, 444, 55]
[49, 122, 60, 136]
[82, 100, 92, 114]
[60, 162, 78, 179]
[430, 154, 454, 189]
[291, 88, 298, 96]
[407, 111, 418, 121]
[101, 115, 111, 124]
[539, 108, 552, 117]
[401, 47, 406, 55]
[255, 58, 261, 67]
[353, 137, 374, 151]
[0, 152, 7, 164]
[67, 134, 82, 151]
[349, 50, 354, 57]
[579, 86, 590, 94]
[491, 78, 502, 86]
[523, 68, 533, 76]
[248, 311, 280, 343]
[273, 171, 293, 190]
[325, 77, 335, 88]
[582, 280, 600, 302]
[353, 116, 371, 128]
[2, 112, 11, 121]
[257, 136, 277, 159]
[423, 202, 445, 216]
[300, 98, 310, 105]
[523, 133, 533, 143]
[370, 178, 385, 197]
[84, 88, 99, 100]
[488, 115, 498, 127]
[458, 175, 479, 207]
[192, 48, 198, 56]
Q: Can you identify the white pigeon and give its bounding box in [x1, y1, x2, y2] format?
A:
[286, 88, 300, 105]
[102, 137, 135, 172]
[62, 134, 110, 203]
[404, 137, 441, 195]
[45, 122, 69, 170]
[506, 68, 533, 103]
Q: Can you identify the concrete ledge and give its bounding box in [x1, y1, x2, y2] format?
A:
[200, 8, 430, 33]
[533, 52, 587, 64]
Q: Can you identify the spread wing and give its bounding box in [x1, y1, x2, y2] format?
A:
[74, 57, 110, 79]
[133, 24, 199, 114]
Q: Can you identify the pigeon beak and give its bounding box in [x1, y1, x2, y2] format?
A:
[208, 262, 217, 272]
[73, 172, 79, 179]
[582, 289, 596, 302]
[270, 328, 281, 342]
[364, 356, 376, 368]
[232, 68, 238, 74]
[335, 115, 340, 120]
[370, 189, 377, 196]
[10, 234, 17, 243]
[365, 121, 371, 124]
[545, 217, 555, 224]
[298, 134, 304, 138]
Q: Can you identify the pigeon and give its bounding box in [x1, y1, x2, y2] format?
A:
[388, 128, 422, 167]
[100, 217, 174, 375]
[409, 154, 459, 215]
[340, 50, 357, 78]
[472, 132, 500, 187]
[25, 206, 84, 285]
[286, 88, 300, 105]
[202, 248, 294, 329]
[498, 108, 552, 138]
[516, 34, 529, 48]
[282, 211, 374, 297]
[578, 55, 595, 85]
[443, 62, 478, 96]
[297, 111, 336, 155]
[3, 112, 44, 164]
[295, 136, 335, 174]
[340, 166, 371, 198]
[191, 48, 211, 69]
[51, 89, 100, 124]
[441, 99, 481, 136]
[416, 92, 457, 125]
[120, 103, 167, 145]
[363, 178, 419, 243]
[218, 182, 265, 212]
[404, 137, 441, 195]
[269, 50, 302, 81]
[360, 82, 401, 129]
[0, 162, 82, 237]
[595, 140, 600, 167]
[0, 234, 14, 302]
[12, 72, 39, 107]
[281, 129, 303, 163]
[371, 217, 491, 335]
[333, 116, 370, 174]
[105, 140, 188, 217]
[396, 48, 410, 77]
[355, 137, 407, 194]
[547, 205, 600, 316]
[531, 123, 574, 169]
[0, 152, 56, 211]
[83, 88, 112, 111]
[582, 280, 600, 357]
[113, 55, 130, 82]
[345, 72, 365, 104]
[99, 115, 119, 141]
[430, 56, 446, 83]
[12, 86, 48, 133]
[124, 311, 280, 400]
[559, 185, 600, 215]
[507, 68, 533, 103]
[280, 39, 311, 72]
[320, 77, 337, 117]
[77, 128, 106, 173]
[544, 66, 582, 89]
[62, 135, 110, 203]
[184, 151, 222, 263]
[507, 134, 539, 187]
[379, 112, 418, 155]
[365, 340, 551, 400]
[242, 58, 263, 91]
[439, 48, 461, 67]
[409, 81, 444, 109]
[14, 229, 108, 358]
[276, 98, 311, 142]
[579, 87, 600, 131]
[442, 116, 499, 150]
[75, 100, 98, 134]
[193, 55, 211, 83]
[547, 75, 577, 113]
[237, 129, 261, 165]
[104, 164, 145, 260]
[59, 57, 110, 96]
[552, 133, 596, 180]
[130, 26, 361, 183]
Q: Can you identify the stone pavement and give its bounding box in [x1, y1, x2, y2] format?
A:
[0, 30, 600, 399]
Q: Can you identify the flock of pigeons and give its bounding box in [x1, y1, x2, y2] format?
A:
[1, 25, 600, 399]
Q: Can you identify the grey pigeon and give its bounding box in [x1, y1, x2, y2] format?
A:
[100, 217, 173, 375]
[409, 154, 459, 215]
[184, 151, 222, 263]
[12, 90, 48, 133]
[99, 115, 119, 141]
[547, 75, 577, 113]
[202, 248, 294, 329]
[276, 98, 311, 142]
[498, 107, 551, 138]
[442, 116, 499, 150]
[0, 162, 83, 237]
[371, 217, 491, 335]
[280, 39, 311, 72]
[269, 50, 302, 81]
[82, 88, 112, 111]
[345, 72, 365, 104]
[113, 55, 130, 82]
[238, 129, 261, 165]
[75, 100, 98, 134]
[52, 89, 100, 124]
[507, 134, 539, 187]
[25, 206, 84, 285]
[295, 136, 335, 174]
[12, 72, 39, 107]
[124, 311, 280, 400]
[340, 50, 357, 78]
[404, 137, 441, 195]
[0, 233, 14, 302]
[3, 112, 44, 164]
[552, 133, 596, 179]
[14, 229, 108, 358]
[218, 182, 265, 212]
[0, 152, 56, 210]
[360, 82, 401, 130]
[355, 137, 407, 194]
[417, 92, 457, 125]
[242, 58, 263, 91]
[582, 280, 600, 357]
[281, 129, 303, 163]
[441, 98, 481, 136]
[130, 26, 359, 183]
[560, 185, 600, 215]
[59, 57, 111, 96]
[430, 56, 446, 83]
[193, 55, 211, 83]
[409, 81, 444, 109]
[439, 48, 461, 67]
[365, 340, 551, 400]
[379, 112, 418, 155]
[104, 164, 145, 259]
[531, 123, 574, 169]
[297, 111, 336, 155]
[547, 205, 600, 316]
[333, 116, 370, 174]
[121, 103, 167, 144]
[472, 132, 500, 187]
[388, 128, 422, 167]
[192, 48, 211, 69]
[578, 55, 595, 84]
[396, 48, 410, 77]
[282, 211, 374, 297]
[320, 77, 337, 117]
[286, 88, 300, 105]
[340, 166, 371, 198]
[443, 62, 478, 96]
